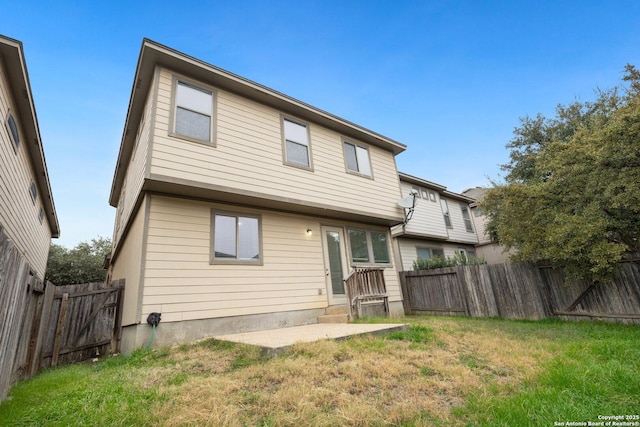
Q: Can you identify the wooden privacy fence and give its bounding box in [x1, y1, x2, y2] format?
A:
[399, 261, 640, 324]
[0, 227, 125, 402]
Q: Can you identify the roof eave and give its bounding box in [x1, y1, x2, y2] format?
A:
[109, 38, 407, 205]
[0, 35, 59, 237]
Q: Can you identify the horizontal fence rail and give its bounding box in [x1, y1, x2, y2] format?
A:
[399, 261, 640, 324]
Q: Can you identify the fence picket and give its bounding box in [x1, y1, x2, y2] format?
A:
[400, 261, 640, 324]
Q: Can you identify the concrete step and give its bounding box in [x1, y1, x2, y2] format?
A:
[324, 305, 349, 316]
[317, 314, 349, 324]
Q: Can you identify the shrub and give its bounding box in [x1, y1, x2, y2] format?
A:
[412, 252, 486, 271]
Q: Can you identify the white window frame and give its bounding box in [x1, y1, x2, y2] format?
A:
[170, 76, 216, 145]
[441, 199, 452, 228]
[460, 204, 474, 232]
[343, 140, 373, 178]
[347, 228, 391, 266]
[281, 115, 313, 170]
[416, 246, 445, 260]
[5, 110, 20, 152]
[428, 191, 437, 202]
[29, 181, 37, 205]
[210, 210, 263, 265]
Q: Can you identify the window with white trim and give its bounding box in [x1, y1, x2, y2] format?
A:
[5, 111, 19, 151]
[416, 246, 445, 260]
[29, 181, 37, 204]
[282, 117, 311, 168]
[440, 199, 452, 228]
[347, 228, 390, 265]
[343, 141, 372, 177]
[211, 211, 262, 264]
[460, 204, 474, 232]
[174, 80, 214, 143]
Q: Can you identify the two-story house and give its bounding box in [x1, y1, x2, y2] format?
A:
[461, 186, 513, 264]
[392, 172, 478, 271]
[0, 35, 59, 281]
[107, 39, 408, 352]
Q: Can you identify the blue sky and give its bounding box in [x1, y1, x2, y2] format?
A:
[2, 1, 639, 247]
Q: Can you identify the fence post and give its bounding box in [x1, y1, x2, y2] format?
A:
[399, 271, 411, 314]
[51, 293, 70, 367]
[111, 279, 125, 353]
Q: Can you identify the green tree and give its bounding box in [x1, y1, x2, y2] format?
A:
[45, 237, 112, 285]
[482, 65, 640, 282]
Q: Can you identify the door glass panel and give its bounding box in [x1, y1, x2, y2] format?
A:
[326, 231, 345, 295]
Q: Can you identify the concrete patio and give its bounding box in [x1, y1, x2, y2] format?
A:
[213, 323, 409, 356]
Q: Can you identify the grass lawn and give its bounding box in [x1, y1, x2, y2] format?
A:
[1, 316, 639, 426]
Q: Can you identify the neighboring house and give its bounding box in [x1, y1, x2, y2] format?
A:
[461, 186, 512, 264]
[392, 172, 478, 271]
[107, 39, 408, 353]
[0, 35, 59, 280]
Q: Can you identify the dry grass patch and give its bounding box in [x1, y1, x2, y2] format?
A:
[151, 318, 553, 426]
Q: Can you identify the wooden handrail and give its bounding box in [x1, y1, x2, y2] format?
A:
[344, 268, 389, 319]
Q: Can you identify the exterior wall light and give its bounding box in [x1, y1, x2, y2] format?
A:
[306, 229, 313, 236]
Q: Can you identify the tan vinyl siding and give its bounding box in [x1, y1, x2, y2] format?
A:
[113, 80, 154, 248]
[110, 197, 146, 326]
[398, 182, 449, 239]
[140, 195, 401, 323]
[150, 68, 402, 221]
[444, 197, 478, 244]
[0, 57, 51, 278]
[471, 206, 491, 244]
[396, 237, 477, 271]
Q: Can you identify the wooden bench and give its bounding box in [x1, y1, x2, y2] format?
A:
[344, 268, 389, 319]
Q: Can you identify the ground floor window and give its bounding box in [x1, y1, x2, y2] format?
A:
[211, 211, 262, 264]
[416, 246, 445, 260]
[347, 228, 390, 265]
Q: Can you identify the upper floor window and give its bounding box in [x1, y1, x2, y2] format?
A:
[38, 207, 45, 224]
[29, 181, 37, 204]
[440, 199, 452, 228]
[428, 191, 437, 202]
[173, 80, 214, 143]
[211, 211, 262, 265]
[460, 204, 474, 232]
[282, 117, 312, 169]
[5, 111, 20, 152]
[347, 228, 390, 265]
[343, 141, 372, 177]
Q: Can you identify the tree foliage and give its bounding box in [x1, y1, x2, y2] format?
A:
[482, 65, 640, 282]
[46, 237, 112, 285]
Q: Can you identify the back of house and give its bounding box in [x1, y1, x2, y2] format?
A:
[107, 39, 408, 353]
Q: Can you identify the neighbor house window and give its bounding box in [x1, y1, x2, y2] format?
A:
[417, 247, 445, 260]
[282, 117, 312, 168]
[440, 199, 452, 228]
[428, 191, 437, 202]
[348, 228, 390, 265]
[174, 80, 214, 143]
[420, 189, 429, 199]
[343, 141, 372, 177]
[38, 207, 45, 224]
[29, 181, 37, 204]
[5, 111, 19, 151]
[460, 204, 474, 232]
[211, 211, 262, 264]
